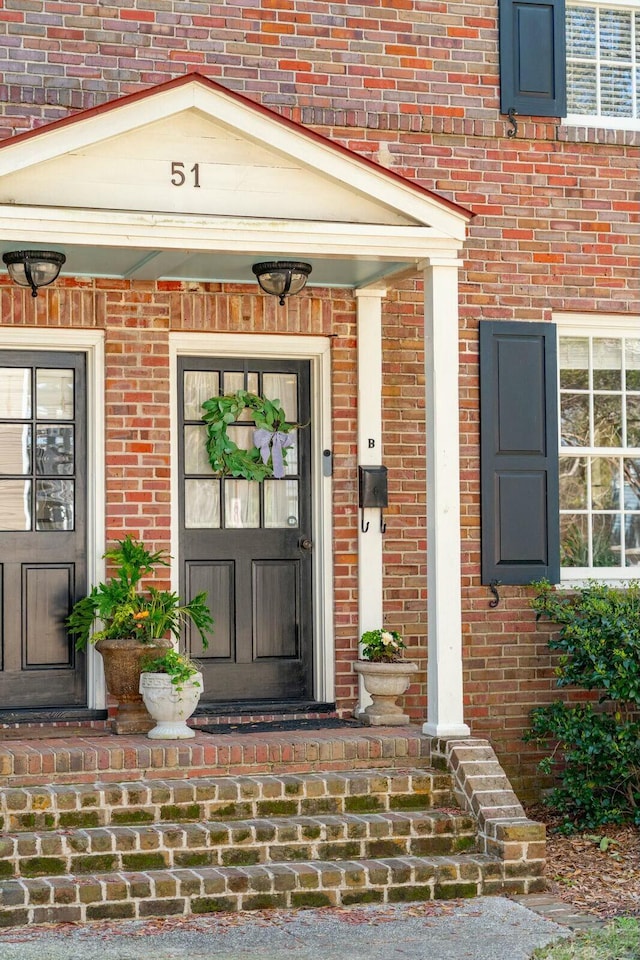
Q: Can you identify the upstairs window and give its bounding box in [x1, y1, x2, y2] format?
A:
[499, 0, 639, 127]
[566, 1, 640, 126]
[559, 333, 640, 573]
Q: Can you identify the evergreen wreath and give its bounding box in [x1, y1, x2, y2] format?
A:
[201, 389, 297, 481]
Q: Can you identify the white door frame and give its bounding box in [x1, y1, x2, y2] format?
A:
[169, 332, 335, 703]
[0, 326, 107, 710]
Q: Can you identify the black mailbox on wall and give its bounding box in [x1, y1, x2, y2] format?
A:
[358, 465, 388, 508]
[358, 465, 388, 533]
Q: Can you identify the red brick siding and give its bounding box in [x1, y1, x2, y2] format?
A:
[0, 0, 638, 796]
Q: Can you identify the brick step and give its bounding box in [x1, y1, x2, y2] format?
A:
[0, 768, 454, 833]
[0, 809, 478, 879]
[0, 854, 523, 926]
[0, 727, 431, 787]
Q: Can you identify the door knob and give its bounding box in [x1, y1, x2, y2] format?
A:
[299, 538, 313, 551]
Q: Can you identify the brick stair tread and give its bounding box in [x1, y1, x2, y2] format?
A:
[0, 809, 479, 875]
[0, 854, 515, 924]
[1, 767, 455, 832]
[0, 727, 432, 786]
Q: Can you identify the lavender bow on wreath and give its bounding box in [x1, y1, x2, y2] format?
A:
[253, 428, 294, 479]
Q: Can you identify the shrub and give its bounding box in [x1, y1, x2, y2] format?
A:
[526, 579, 640, 831]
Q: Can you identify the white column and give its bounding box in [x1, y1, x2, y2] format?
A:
[421, 260, 470, 738]
[354, 287, 386, 716]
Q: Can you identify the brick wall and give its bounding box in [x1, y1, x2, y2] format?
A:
[0, 0, 638, 796]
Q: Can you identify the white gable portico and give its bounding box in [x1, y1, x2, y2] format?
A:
[0, 73, 471, 735]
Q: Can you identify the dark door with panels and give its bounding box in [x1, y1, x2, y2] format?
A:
[178, 356, 313, 702]
[0, 351, 87, 708]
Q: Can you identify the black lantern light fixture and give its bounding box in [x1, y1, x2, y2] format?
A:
[252, 261, 312, 306]
[2, 250, 66, 298]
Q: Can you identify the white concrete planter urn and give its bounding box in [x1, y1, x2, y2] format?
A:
[354, 660, 418, 726]
[139, 671, 203, 739]
[355, 629, 417, 726]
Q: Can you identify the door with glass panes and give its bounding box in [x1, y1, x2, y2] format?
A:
[0, 351, 86, 709]
[178, 357, 313, 702]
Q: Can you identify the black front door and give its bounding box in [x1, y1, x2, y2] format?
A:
[178, 356, 313, 702]
[0, 351, 87, 708]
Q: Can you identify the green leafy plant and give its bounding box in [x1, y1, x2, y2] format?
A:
[525, 579, 640, 831]
[360, 629, 407, 663]
[200, 390, 297, 480]
[141, 649, 202, 692]
[67, 535, 213, 650]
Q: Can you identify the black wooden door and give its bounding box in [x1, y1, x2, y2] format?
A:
[0, 351, 87, 708]
[178, 357, 313, 702]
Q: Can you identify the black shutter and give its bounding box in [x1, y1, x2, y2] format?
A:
[500, 0, 567, 117]
[480, 321, 560, 585]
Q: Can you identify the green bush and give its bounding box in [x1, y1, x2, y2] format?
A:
[526, 580, 640, 831]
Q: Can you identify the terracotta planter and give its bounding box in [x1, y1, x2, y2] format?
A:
[95, 636, 173, 734]
[354, 659, 418, 726]
[139, 672, 203, 739]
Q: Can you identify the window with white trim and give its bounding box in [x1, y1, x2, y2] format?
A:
[566, 0, 640, 127]
[559, 333, 640, 572]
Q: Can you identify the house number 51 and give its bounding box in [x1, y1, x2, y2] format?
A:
[170, 162, 201, 188]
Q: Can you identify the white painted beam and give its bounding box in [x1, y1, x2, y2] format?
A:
[0, 205, 463, 262]
[421, 260, 470, 738]
[355, 287, 386, 716]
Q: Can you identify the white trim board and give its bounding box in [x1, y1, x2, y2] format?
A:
[169, 332, 335, 704]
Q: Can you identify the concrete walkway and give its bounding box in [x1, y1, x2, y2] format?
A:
[0, 897, 573, 960]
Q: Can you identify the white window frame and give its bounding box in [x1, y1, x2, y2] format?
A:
[556, 312, 640, 582]
[565, 0, 640, 131]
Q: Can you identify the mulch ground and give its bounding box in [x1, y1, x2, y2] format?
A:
[530, 806, 640, 919]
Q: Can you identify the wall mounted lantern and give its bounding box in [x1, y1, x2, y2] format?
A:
[2, 250, 66, 298]
[252, 261, 312, 306]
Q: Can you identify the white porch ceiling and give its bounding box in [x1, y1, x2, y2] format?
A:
[0, 241, 409, 289]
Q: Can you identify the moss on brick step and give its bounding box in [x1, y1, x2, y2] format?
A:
[121, 853, 168, 871]
[21, 857, 66, 877]
[73, 854, 118, 874]
[344, 796, 382, 813]
[59, 812, 101, 829]
[192, 897, 236, 913]
[434, 883, 479, 899]
[159, 804, 202, 821]
[256, 800, 297, 817]
[111, 810, 154, 825]
[389, 794, 429, 811]
[291, 892, 334, 908]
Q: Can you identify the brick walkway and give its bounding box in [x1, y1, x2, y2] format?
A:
[515, 894, 604, 931]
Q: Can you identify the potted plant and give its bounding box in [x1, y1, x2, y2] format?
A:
[67, 536, 213, 734]
[354, 628, 418, 726]
[139, 649, 204, 739]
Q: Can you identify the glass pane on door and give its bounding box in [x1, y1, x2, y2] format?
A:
[224, 480, 259, 528]
[264, 479, 299, 528]
[0, 479, 31, 530]
[36, 368, 74, 419]
[185, 479, 220, 529]
[263, 372, 298, 421]
[36, 479, 74, 531]
[0, 368, 31, 418]
[184, 426, 214, 475]
[0, 425, 31, 474]
[36, 426, 74, 475]
[184, 371, 219, 420]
